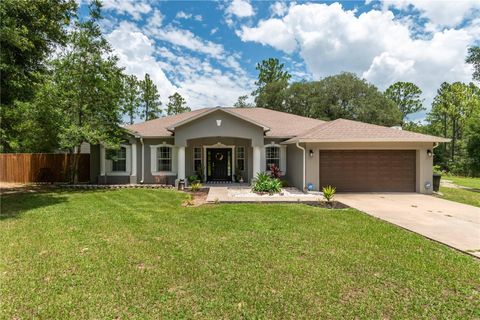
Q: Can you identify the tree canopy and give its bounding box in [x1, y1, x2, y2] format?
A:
[166, 92, 191, 115]
[466, 46, 480, 81]
[0, 0, 77, 151]
[141, 73, 162, 120]
[385, 82, 425, 125]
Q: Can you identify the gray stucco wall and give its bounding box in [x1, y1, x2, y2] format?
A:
[285, 143, 305, 190]
[174, 110, 265, 147]
[139, 138, 176, 184]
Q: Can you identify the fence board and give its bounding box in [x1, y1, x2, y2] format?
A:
[0, 154, 90, 183]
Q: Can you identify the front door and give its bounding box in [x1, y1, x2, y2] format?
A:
[207, 148, 232, 181]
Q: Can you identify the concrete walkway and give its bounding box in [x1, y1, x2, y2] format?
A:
[335, 193, 480, 258]
[206, 186, 323, 203]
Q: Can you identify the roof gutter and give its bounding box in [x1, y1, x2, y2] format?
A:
[295, 141, 306, 192]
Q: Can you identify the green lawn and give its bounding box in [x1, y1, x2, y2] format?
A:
[439, 187, 480, 207]
[1, 189, 479, 319]
[445, 175, 480, 189]
[439, 175, 480, 207]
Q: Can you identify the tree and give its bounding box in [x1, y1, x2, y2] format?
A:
[465, 109, 480, 175]
[308, 73, 402, 126]
[0, 0, 77, 151]
[233, 95, 253, 108]
[166, 92, 190, 115]
[140, 73, 162, 120]
[121, 74, 142, 124]
[428, 82, 480, 172]
[466, 46, 480, 81]
[253, 58, 291, 110]
[385, 82, 425, 125]
[52, 1, 125, 182]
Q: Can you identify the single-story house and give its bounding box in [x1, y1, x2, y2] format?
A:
[90, 107, 449, 194]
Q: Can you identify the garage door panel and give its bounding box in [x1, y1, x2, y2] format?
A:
[319, 150, 416, 192]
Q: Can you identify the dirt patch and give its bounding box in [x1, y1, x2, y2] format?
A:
[306, 201, 350, 209]
[0, 183, 57, 195]
[182, 190, 209, 207]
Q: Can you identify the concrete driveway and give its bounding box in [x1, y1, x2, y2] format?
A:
[335, 193, 480, 258]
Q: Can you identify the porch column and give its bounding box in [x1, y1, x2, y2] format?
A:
[131, 143, 137, 177]
[100, 145, 106, 176]
[253, 146, 261, 179]
[177, 146, 186, 180]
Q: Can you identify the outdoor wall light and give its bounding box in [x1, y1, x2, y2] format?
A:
[309, 149, 314, 157]
[427, 149, 433, 157]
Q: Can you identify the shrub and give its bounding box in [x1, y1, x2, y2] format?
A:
[269, 164, 282, 179]
[322, 185, 336, 203]
[252, 172, 282, 194]
[190, 182, 202, 192]
[280, 179, 289, 187]
[188, 175, 199, 183]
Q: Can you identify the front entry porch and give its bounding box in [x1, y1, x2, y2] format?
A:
[181, 137, 261, 183]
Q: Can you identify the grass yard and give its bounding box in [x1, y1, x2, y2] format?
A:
[1, 189, 479, 319]
[439, 175, 480, 207]
[446, 176, 480, 189]
[440, 187, 480, 207]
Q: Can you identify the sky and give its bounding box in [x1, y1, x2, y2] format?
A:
[80, 0, 480, 121]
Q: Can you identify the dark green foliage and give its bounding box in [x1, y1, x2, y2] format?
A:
[0, 0, 77, 151]
[233, 95, 253, 108]
[252, 172, 282, 193]
[385, 81, 425, 124]
[141, 73, 162, 120]
[253, 58, 291, 110]
[121, 74, 142, 125]
[427, 82, 480, 175]
[466, 46, 480, 81]
[284, 73, 402, 126]
[166, 92, 190, 115]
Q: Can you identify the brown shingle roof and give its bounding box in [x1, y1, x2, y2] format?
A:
[284, 118, 450, 143]
[125, 107, 325, 138]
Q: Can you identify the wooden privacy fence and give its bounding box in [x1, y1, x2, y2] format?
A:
[0, 153, 90, 183]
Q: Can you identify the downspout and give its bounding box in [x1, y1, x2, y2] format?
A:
[295, 141, 306, 191]
[140, 137, 145, 184]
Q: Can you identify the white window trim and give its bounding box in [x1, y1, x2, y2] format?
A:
[193, 146, 202, 173]
[103, 144, 132, 176]
[150, 143, 177, 176]
[263, 143, 286, 175]
[236, 146, 245, 171]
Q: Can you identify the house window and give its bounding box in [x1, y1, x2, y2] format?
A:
[157, 146, 172, 172]
[236, 146, 245, 171]
[265, 146, 280, 171]
[193, 147, 202, 173]
[108, 147, 127, 172]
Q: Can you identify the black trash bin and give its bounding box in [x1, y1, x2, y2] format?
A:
[432, 173, 441, 192]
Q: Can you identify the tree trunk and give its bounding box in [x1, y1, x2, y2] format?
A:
[72, 145, 82, 184]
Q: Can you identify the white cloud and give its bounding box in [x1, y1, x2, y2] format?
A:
[210, 27, 219, 35]
[226, 0, 255, 18]
[102, 0, 151, 20]
[238, 2, 477, 112]
[146, 24, 225, 58]
[270, 1, 289, 17]
[176, 11, 192, 19]
[194, 15, 203, 22]
[106, 22, 177, 103]
[382, 0, 480, 28]
[238, 18, 297, 53]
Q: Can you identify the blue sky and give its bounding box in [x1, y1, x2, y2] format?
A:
[80, 0, 480, 121]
